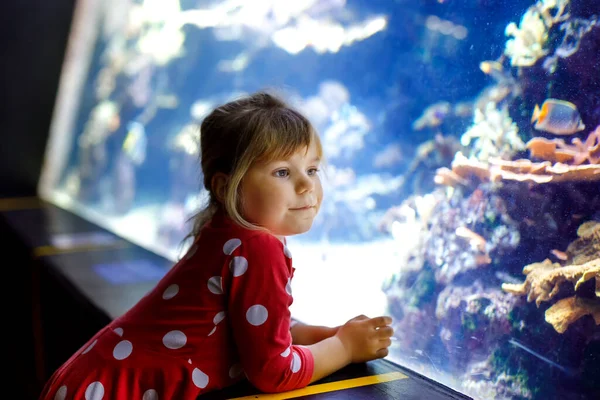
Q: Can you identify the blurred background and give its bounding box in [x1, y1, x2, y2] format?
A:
[2, 1, 599, 399]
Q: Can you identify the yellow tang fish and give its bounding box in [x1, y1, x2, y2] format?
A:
[531, 98, 585, 135]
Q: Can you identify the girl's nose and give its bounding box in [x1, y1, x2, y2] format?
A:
[296, 173, 315, 193]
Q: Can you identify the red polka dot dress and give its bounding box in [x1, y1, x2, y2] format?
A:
[40, 211, 314, 399]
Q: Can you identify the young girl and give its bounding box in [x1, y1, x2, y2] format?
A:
[40, 92, 394, 400]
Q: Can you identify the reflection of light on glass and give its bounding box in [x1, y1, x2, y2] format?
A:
[217, 52, 251, 72]
[137, 27, 186, 65]
[298, 80, 370, 161]
[272, 16, 387, 54]
[190, 100, 214, 121]
[171, 125, 200, 156]
[126, 0, 386, 71]
[322, 165, 356, 189]
[425, 15, 467, 40]
[140, 0, 182, 24]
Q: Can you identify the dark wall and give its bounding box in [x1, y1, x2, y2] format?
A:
[0, 0, 76, 197]
[0, 2, 75, 398]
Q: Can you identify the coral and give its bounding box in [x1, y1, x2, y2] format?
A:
[433, 167, 469, 187]
[436, 282, 521, 365]
[543, 17, 600, 74]
[460, 103, 525, 162]
[504, 0, 570, 67]
[545, 296, 600, 333]
[423, 186, 520, 284]
[462, 356, 533, 400]
[436, 151, 600, 185]
[412, 101, 452, 131]
[501, 258, 599, 305]
[565, 220, 600, 268]
[526, 125, 600, 165]
[502, 221, 600, 333]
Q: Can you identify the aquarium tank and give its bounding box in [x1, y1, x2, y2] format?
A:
[38, 0, 599, 399]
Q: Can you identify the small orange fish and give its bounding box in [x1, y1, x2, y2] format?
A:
[550, 249, 568, 261]
[531, 99, 585, 135]
[480, 60, 502, 74]
[455, 226, 487, 252]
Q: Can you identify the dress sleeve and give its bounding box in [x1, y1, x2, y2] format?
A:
[226, 233, 314, 393]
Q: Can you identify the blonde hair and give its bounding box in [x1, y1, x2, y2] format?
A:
[188, 91, 323, 239]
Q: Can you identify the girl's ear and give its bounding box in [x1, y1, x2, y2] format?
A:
[211, 173, 229, 203]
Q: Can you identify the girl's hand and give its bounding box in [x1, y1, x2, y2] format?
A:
[335, 315, 394, 364]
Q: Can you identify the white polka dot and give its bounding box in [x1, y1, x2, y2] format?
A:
[54, 385, 67, 400]
[192, 368, 209, 389]
[208, 326, 217, 336]
[284, 245, 292, 258]
[163, 330, 187, 349]
[291, 351, 301, 373]
[246, 305, 268, 326]
[208, 276, 223, 294]
[223, 238, 241, 255]
[213, 311, 226, 325]
[285, 278, 292, 295]
[229, 363, 243, 379]
[229, 256, 248, 277]
[280, 347, 291, 357]
[143, 389, 159, 400]
[113, 327, 123, 337]
[113, 340, 133, 360]
[162, 284, 179, 299]
[85, 381, 104, 400]
[81, 339, 97, 355]
[185, 244, 198, 260]
[188, 359, 192, 364]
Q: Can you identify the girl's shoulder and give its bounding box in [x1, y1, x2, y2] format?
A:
[206, 211, 284, 248]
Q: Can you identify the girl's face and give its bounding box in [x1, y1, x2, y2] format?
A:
[239, 140, 323, 236]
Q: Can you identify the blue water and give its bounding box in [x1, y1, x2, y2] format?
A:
[45, 1, 600, 399]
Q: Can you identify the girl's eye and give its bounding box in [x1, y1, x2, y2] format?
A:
[308, 168, 320, 176]
[274, 169, 289, 177]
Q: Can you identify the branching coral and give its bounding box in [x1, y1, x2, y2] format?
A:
[460, 103, 525, 162]
[526, 125, 600, 165]
[501, 258, 599, 305]
[435, 151, 600, 186]
[543, 16, 600, 74]
[504, 0, 570, 67]
[502, 221, 600, 333]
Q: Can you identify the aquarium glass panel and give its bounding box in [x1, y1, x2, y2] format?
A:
[39, 0, 600, 398]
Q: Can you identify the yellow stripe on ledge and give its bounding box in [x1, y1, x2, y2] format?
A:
[33, 241, 130, 258]
[0, 197, 40, 211]
[229, 371, 408, 399]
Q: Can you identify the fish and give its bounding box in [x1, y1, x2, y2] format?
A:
[550, 249, 568, 261]
[479, 60, 506, 82]
[531, 99, 585, 135]
[122, 121, 148, 166]
[455, 226, 487, 252]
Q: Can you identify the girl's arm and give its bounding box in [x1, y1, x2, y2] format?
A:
[306, 336, 351, 383]
[290, 322, 339, 345]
